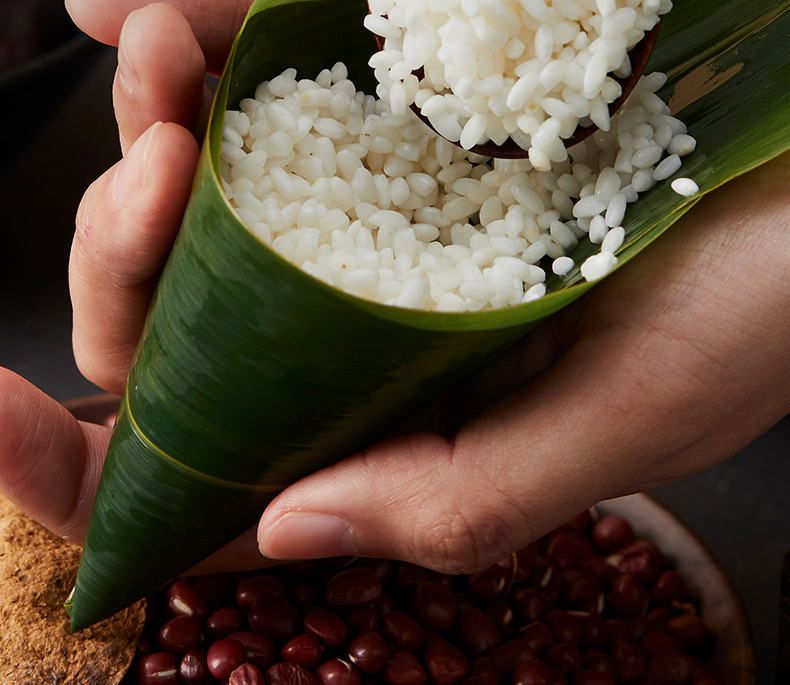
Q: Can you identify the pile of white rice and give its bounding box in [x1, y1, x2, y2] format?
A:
[364, 0, 672, 167]
[220, 62, 697, 313]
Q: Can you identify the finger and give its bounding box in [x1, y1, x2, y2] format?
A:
[257, 156, 790, 573]
[65, 0, 253, 73]
[0, 369, 109, 543]
[113, 4, 209, 154]
[0, 371, 272, 573]
[70, 121, 200, 394]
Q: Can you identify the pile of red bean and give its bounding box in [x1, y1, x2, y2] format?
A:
[127, 510, 724, 685]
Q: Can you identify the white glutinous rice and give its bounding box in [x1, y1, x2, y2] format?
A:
[671, 177, 700, 197]
[364, 0, 673, 160]
[220, 63, 697, 312]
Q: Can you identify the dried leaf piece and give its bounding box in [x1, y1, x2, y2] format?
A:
[0, 494, 144, 684]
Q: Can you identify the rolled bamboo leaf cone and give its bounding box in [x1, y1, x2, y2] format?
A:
[66, 136, 555, 629]
[68, 0, 790, 629]
[66, 0, 571, 623]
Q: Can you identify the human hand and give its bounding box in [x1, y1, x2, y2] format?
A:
[0, 3, 253, 567]
[255, 150, 790, 573]
[13, 2, 787, 577]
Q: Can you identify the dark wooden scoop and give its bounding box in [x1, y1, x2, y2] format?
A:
[373, 21, 661, 159]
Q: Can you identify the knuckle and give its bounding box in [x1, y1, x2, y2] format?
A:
[72, 338, 129, 396]
[416, 504, 526, 575]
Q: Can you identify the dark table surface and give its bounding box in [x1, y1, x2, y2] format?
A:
[1, 44, 788, 684]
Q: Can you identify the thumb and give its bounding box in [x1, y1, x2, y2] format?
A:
[255, 401, 616, 575]
[257, 156, 790, 573]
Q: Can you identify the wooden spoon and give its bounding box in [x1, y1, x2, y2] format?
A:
[372, 21, 661, 159]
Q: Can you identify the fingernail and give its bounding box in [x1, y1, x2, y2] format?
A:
[116, 10, 141, 93]
[112, 122, 160, 205]
[258, 512, 357, 560]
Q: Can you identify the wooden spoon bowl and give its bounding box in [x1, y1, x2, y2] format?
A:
[373, 21, 661, 159]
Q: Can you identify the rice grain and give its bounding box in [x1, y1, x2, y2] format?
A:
[220, 64, 696, 312]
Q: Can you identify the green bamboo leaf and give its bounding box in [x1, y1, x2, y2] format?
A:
[68, 0, 790, 630]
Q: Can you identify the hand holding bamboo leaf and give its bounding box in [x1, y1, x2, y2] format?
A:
[49, 0, 790, 627]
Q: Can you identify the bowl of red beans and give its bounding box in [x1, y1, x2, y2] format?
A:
[65, 395, 755, 685]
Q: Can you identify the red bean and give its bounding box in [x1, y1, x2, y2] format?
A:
[455, 606, 500, 656]
[207, 638, 248, 681]
[580, 649, 617, 677]
[571, 671, 616, 685]
[607, 573, 649, 617]
[348, 631, 391, 674]
[519, 621, 553, 655]
[427, 570, 456, 590]
[424, 637, 469, 685]
[544, 641, 583, 675]
[530, 559, 561, 602]
[282, 632, 324, 668]
[382, 610, 426, 651]
[546, 532, 581, 570]
[591, 516, 637, 552]
[228, 631, 278, 671]
[133, 511, 724, 685]
[613, 643, 647, 684]
[408, 581, 458, 631]
[578, 615, 607, 650]
[640, 630, 683, 658]
[569, 538, 597, 564]
[458, 657, 498, 685]
[383, 649, 427, 685]
[664, 615, 713, 651]
[395, 563, 429, 592]
[157, 615, 204, 655]
[512, 659, 552, 685]
[326, 568, 383, 610]
[511, 587, 549, 624]
[316, 658, 362, 685]
[578, 558, 619, 588]
[485, 638, 537, 679]
[303, 607, 349, 647]
[164, 581, 209, 621]
[357, 558, 396, 585]
[628, 614, 651, 643]
[466, 565, 510, 600]
[507, 545, 538, 583]
[545, 610, 583, 645]
[207, 606, 247, 640]
[379, 592, 398, 615]
[134, 651, 180, 685]
[646, 607, 676, 633]
[613, 541, 665, 583]
[563, 511, 595, 535]
[644, 654, 697, 685]
[484, 599, 516, 637]
[230, 663, 267, 685]
[248, 596, 301, 642]
[344, 605, 380, 633]
[605, 618, 634, 646]
[237, 575, 286, 610]
[651, 570, 690, 606]
[178, 648, 213, 685]
[561, 570, 601, 607]
[291, 584, 321, 608]
[549, 671, 569, 685]
[266, 661, 320, 685]
[135, 631, 156, 658]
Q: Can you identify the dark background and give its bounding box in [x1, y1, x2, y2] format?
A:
[1, 42, 788, 684]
